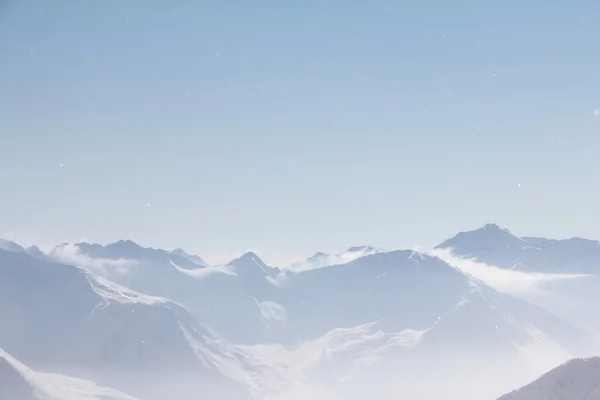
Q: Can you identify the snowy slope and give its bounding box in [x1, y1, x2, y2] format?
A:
[272, 250, 469, 342]
[241, 250, 593, 399]
[437, 223, 600, 274]
[0, 249, 295, 400]
[498, 357, 600, 400]
[246, 285, 586, 400]
[0, 348, 138, 400]
[269, 250, 590, 349]
[178, 252, 285, 343]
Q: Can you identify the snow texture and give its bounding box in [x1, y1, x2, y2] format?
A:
[499, 357, 600, 400]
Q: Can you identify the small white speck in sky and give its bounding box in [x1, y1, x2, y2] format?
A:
[517, 183, 522, 188]
[147, 203, 151, 207]
[593, 109, 600, 117]
[59, 163, 63, 168]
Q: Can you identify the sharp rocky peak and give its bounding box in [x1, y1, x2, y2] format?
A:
[230, 251, 266, 266]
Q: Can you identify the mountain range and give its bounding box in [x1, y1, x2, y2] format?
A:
[1, 223, 599, 399]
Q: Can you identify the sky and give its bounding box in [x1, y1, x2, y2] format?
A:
[1, 1, 600, 265]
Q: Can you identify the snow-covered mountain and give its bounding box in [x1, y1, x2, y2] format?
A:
[498, 357, 600, 400]
[227, 251, 282, 281]
[171, 251, 285, 344]
[43, 238, 595, 353]
[436, 224, 600, 333]
[50, 240, 205, 271]
[0, 249, 292, 400]
[271, 251, 589, 347]
[0, 348, 138, 400]
[243, 250, 593, 398]
[5, 229, 599, 400]
[437, 223, 600, 274]
[47, 241, 285, 344]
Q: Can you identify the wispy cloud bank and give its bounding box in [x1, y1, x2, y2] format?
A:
[51, 244, 139, 276]
[287, 247, 384, 272]
[167, 258, 236, 279]
[430, 248, 588, 295]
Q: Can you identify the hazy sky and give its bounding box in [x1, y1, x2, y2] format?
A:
[1, 1, 600, 264]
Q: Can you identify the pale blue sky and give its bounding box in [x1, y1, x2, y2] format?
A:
[1, 1, 599, 264]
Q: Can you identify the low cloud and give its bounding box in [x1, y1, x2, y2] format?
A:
[430, 248, 588, 295]
[51, 244, 139, 276]
[287, 248, 383, 272]
[168, 258, 236, 279]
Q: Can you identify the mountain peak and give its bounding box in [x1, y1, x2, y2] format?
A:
[308, 252, 327, 260]
[24, 246, 51, 262]
[228, 252, 272, 274]
[110, 239, 143, 248]
[0, 238, 25, 253]
[105, 239, 148, 253]
[346, 245, 379, 253]
[483, 222, 501, 230]
[89, 239, 156, 261]
[435, 224, 530, 269]
[472, 223, 522, 241]
[481, 223, 514, 234]
[436, 223, 525, 250]
[236, 251, 263, 263]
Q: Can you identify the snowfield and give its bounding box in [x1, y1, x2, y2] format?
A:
[0, 348, 138, 400]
